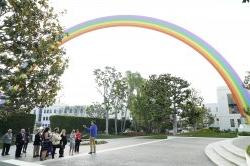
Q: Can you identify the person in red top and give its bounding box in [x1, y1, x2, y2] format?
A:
[74, 129, 81, 153]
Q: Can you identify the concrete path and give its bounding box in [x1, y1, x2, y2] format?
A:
[233, 136, 250, 150]
[0, 137, 224, 166]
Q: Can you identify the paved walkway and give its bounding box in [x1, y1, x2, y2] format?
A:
[0, 137, 225, 166]
[233, 136, 250, 150]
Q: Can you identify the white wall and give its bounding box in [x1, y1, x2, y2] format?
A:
[205, 86, 242, 131]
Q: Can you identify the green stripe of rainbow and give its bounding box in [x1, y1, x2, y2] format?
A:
[59, 15, 250, 117]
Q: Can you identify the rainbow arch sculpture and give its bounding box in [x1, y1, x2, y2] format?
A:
[59, 15, 250, 120]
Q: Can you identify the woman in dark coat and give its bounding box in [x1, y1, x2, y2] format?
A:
[59, 129, 67, 157]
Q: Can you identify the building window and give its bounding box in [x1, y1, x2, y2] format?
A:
[237, 119, 241, 126]
[74, 110, 77, 114]
[47, 110, 49, 113]
[59, 109, 62, 114]
[43, 117, 45, 121]
[227, 94, 239, 114]
[46, 117, 48, 121]
[50, 110, 52, 113]
[230, 119, 235, 127]
[64, 109, 67, 114]
[54, 110, 56, 114]
[80, 110, 83, 114]
[44, 110, 46, 114]
[38, 109, 42, 122]
[216, 107, 218, 112]
[69, 109, 72, 113]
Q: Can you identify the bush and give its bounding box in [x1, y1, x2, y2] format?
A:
[0, 113, 35, 136]
[180, 128, 237, 138]
[238, 132, 250, 136]
[50, 115, 131, 134]
[247, 145, 250, 156]
[144, 134, 168, 139]
[209, 127, 220, 132]
[122, 131, 145, 137]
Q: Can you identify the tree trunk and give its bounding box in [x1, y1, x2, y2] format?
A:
[115, 109, 118, 135]
[122, 108, 128, 132]
[105, 108, 109, 135]
[173, 113, 178, 136]
[193, 122, 197, 131]
[120, 117, 123, 133]
[104, 94, 109, 135]
[173, 103, 178, 136]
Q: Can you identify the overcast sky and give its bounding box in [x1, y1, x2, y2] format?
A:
[51, 0, 250, 106]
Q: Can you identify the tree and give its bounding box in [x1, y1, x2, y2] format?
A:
[244, 71, 250, 90]
[86, 102, 106, 119]
[164, 75, 190, 135]
[124, 71, 145, 132]
[181, 89, 205, 131]
[139, 74, 190, 134]
[243, 71, 250, 116]
[0, 0, 68, 116]
[142, 74, 172, 133]
[93, 66, 122, 135]
[111, 78, 128, 135]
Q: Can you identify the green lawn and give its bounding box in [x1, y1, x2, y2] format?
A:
[179, 129, 237, 138]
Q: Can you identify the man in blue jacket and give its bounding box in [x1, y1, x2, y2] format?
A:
[83, 121, 97, 154]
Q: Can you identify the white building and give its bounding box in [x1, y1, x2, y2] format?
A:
[205, 86, 244, 131]
[32, 104, 132, 128]
[32, 104, 87, 128]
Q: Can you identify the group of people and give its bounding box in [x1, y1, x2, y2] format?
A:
[38, 127, 81, 160]
[1, 121, 98, 161]
[1, 128, 30, 158]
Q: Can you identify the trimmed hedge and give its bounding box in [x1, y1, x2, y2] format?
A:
[0, 113, 35, 136]
[238, 132, 250, 136]
[180, 128, 237, 138]
[50, 115, 131, 134]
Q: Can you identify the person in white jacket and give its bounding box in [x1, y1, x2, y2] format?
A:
[51, 128, 61, 159]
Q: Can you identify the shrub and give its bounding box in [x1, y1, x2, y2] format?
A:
[50, 115, 131, 134]
[180, 128, 237, 138]
[122, 131, 145, 137]
[247, 145, 250, 156]
[238, 132, 250, 136]
[0, 113, 35, 136]
[209, 127, 220, 132]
